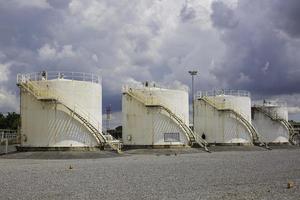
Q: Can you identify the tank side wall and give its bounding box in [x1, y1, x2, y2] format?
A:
[122, 89, 189, 146]
[252, 109, 289, 143]
[208, 96, 252, 122]
[20, 80, 101, 147]
[122, 94, 153, 145]
[194, 99, 251, 143]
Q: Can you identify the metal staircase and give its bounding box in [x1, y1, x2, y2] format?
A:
[200, 97, 270, 149]
[123, 88, 209, 152]
[17, 79, 122, 153]
[253, 106, 296, 144]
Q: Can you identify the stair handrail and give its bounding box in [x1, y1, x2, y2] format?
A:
[254, 106, 295, 144]
[19, 80, 104, 142]
[200, 97, 268, 146]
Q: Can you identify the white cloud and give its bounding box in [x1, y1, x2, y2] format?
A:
[59, 45, 76, 58]
[38, 44, 76, 60]
[0, 0, 299, 122]
[288, 106, 300, 114]
[12, 0, 51, 9]
[38, 44, 57, 60]
[0, 88, 18, 112]
[0, 63, 10, 82]
[103, 111, 122, 129]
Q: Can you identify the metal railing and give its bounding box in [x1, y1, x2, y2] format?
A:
[253, 106, 285, 120]
[201, 96, 251, 121]
[122, 83, 188, 92]
[262, 100, 287, 107]
[21, 81, 103, 140]
[0, 129, 18, 141]
[18, 79, 122, 152]
[17, 71, 101, 84]
[197, 89, 251, 98]
[253, 106, 295, 144]
[0, 129, 19, 154]
[200, 97, 269, 146]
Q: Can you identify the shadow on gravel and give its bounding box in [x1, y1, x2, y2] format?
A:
[1, 145, 299, 160]
[0, 150, 127, 160]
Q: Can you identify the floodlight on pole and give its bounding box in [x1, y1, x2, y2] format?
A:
[188, 70, 198, 130]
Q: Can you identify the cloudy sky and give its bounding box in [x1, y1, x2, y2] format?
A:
[0, 0, 300, 125]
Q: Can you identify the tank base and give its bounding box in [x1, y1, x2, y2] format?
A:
[208, 143, 252, 146]
[16, 146, 102, 152]
[122, 144, 187, 150]
[266, 142, 291, 146]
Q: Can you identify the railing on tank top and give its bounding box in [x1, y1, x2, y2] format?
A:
[17, 71, 101, 84]
[197, 89, 251, 98]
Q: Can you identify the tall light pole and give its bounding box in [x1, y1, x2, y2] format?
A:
[188, 70, 198, 131]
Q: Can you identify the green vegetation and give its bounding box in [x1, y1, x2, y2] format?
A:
[0, 112, 20, 130]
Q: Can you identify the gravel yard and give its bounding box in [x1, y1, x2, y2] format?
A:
[0, 147, 299, 200]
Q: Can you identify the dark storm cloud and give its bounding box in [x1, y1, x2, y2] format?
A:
[210, 0, 300, 97]
[0, 0, 299, 118]
[210, 1, 238, 29]
[271, 0, 300, 38]
[180, 3, 196, 23]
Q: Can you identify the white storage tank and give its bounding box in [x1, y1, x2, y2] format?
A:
[194, 89, 255, 144]
[252, 100, 291, 143]
[17, 71, 103, 149]
[122, 83, 191, 147]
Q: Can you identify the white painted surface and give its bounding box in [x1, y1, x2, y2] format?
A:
[122, 87, 189, 146]
[252, 106, 289, 143]
[21, 79, 102, 147]
[194, 95, 252, 144]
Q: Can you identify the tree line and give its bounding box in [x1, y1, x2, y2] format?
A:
[0, 112, 20, 130]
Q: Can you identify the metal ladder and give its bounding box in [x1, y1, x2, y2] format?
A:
[123, 89, 209, 152]
[18, 80, 122, 153]
[253, 107, 296, 144]
[200, 97, 270, 149]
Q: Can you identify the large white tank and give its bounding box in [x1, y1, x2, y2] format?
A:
[194, 89, 253, 144]
[252, 100, 290, 143]
[122, 83, 190, 147]
[18, 72, 102, 148]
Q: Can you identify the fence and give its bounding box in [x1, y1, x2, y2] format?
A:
[0, 129, 19, 154]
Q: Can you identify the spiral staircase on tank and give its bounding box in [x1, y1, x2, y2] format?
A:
[123, 86, 209, 152]
[198, 96, 270, 149]
[17, 74, 122, 153]
[252, 106, 296, 144]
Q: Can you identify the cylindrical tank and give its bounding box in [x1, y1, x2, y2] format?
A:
[122, 83, 189, 146]
[262, 101, 288, 120]
[18, 72, 102, 148]
[195, 89, 252, 144]
[252, 100, 289, 143]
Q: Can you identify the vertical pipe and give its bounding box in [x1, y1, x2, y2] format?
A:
[5, 139, 8, 154]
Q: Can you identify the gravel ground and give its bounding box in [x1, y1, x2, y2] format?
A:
[0, 148, 300, 200]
